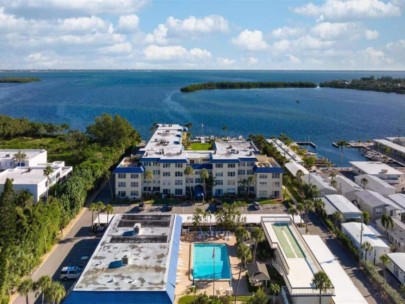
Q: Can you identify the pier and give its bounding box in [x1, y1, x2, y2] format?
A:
[332, 141, 373, 149]
[296, 141, 317, 149]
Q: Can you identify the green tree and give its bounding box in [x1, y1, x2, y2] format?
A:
[143, 169, 153, 195]
[332, 211, 343, 227]
[379, 254, 391, 282]
[296, 170, 304, 185]
[235, 226, 250, 244]
[362, 211, 370, 225]
[13, 150, 27, 167]
[17, 278, 33, 304]
[360, 177, 369, 189]
[235, 243, 252, 304]
[193, 208, 204, 232]
[44, 281, 66, 304]
[43, 165, 54, 203]
[269, 283, 280, 304]
[303, 155, 316, 171]
[89, 202, 98, 229]
[336, 140, 348, 168]
[329, 171, 336, 181]
[303, 199, 315, 233]
[184, 166, 194, 200]
[312, 271, 332, 304]
[296, 203, 304, 224]
[216, 203, 241, 232]
[200, 169, 209, 201]
[330, 179, 337, 188]
[361, 241, 372, 261]
[251, 227, 265, 262]
[104, 204, 114, 224]
[288, 207, 298, 220]
[248, 288, 268, 304]
[34, 276, 52, 304]
[381, 214, 394, 234]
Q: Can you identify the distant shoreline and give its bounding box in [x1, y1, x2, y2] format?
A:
[180, 81, 317, 92]
[0, 77, 40, 83]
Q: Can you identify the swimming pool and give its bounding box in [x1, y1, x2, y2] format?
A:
[272, 223, 305, 259]
[193, 243, 232, 280]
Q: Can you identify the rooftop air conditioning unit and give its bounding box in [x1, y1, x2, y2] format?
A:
[134, 223, 141, 235]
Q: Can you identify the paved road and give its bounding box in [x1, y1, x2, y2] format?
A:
[307, 213, 385, 304]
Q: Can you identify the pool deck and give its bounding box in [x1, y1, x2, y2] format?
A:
[175, 233, 249, 303]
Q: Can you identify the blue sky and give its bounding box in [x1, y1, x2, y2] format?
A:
[0, 0, 404, 69]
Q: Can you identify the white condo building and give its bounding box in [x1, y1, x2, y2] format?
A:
[113, 124, 283, 200]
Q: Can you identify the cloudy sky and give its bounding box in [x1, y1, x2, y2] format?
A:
[1, 0, 404, 70]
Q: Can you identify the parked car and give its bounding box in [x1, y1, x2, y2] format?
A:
[79, 256, 89, 268]
[252, 201, 261, 210]
[138, 202, 145, 211]
[60, 266, 82, 280]
[161, 205, 172, 212]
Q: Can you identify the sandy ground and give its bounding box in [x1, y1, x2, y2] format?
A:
[175, 232, 251, 303]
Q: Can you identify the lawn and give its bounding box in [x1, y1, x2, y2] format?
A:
[178, 295, 250, 304]
[187, 142, 212, 150]
[257, 198, 283, 205]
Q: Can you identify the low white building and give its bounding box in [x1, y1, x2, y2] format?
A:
[388, 193, 405, 211]
[322, 195, 362, 222]
[355, 190, 399, 220]
[0, 161, 72, 202]
[334, 175, 362, 202]
[266, 138, 303, 164]
[350, 161, 404, 185]
[341, 222, 390, 264]
[376, 217, 405, 252]
[284, 161, 309, 177]
[0, 149, 47, 170]
[386, 253, 405, 284]
[354, 174, 396, 197]
[303, 173, 337, 197]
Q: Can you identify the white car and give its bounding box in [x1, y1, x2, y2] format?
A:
[60, 266, 82, 280]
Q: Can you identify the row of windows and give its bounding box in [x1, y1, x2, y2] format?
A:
[118, 172, 280, 180]
[118, 173, 139, 179]
[117, 182, 140, 188]
[118, 190, 139, 197]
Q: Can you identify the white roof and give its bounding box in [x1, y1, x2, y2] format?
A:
[355, 174, 396, 194]
[350, 161, 403, 176]
[179, 213, 299, 225]
[266, 138, 303, 163]
[322, 195, 362, 216]
[0, 149, 46, 160]
[342, 222, 389, 249]
[375, 139, 405, 155]
[355, 190, 395, 208]
[387, 253, 405, 271]
[335, 175, 362, 194]
[0, 167, 47, 185]
[212, 140, 258, 161]
[388, 193, 405, 210]
[284, 162, 309, 177]
[303, 235, 367, 304]
[303, 173, 337, 192]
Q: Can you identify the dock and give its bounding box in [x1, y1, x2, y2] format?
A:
[332, 141, 373, 149]
[296, 141, 317, 149]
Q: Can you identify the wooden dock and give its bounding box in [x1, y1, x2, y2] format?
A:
[332, 141, 373, 149]
[296, 141, 317, 149]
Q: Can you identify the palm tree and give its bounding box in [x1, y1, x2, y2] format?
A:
[235, 226, 250, 244]
[89, 202, 98, 229]
[296, 203, 304, 225]
[360, 177, 369, 189]
[34, 276, 52, 304]
[43, 165, 54, 203]
[312, 271, 332, 304]
[381, 214, 394, 235]
[332, 211, 343, 227]
[96, 201, 105, 227]
[246, 176, 255, 197]
[303, 156, 316, 171]
[18, 278, 34, 304]
[303, 199, 315, 233]
[200, 168, 209, 202]
[329, 171, 336, 181]
[361, 241, 372, 261]
[44, 281, 66, 304]
[269, 283, 280, 304]
[104, 204, 114, 224]
[251, 227, 265, 262]
[288, 206, 298, 221]
[296, 169, 304, 185]
[192, 207, 204, 232]
[362, 211, 370, 225]
[13, 150, 27, 167]
[379, 254, 391, 282]
[235, 243, 253, 304]
[330, 179, 337, 188]
[336, 140, 348, 168]
[184, 166, 194, 200]
[248, 288, 269, 304]
[144, 169, 153, 195]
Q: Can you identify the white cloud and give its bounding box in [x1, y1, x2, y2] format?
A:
[288, 54, 301, 64]
[294, 0, 401, 20]
[99, 42, 132, 54]
[143, 45, 211, 61]
[386, 39, 405, 51]
[311, 22, 356, 39]
[217, 57, 235, 66]
[363, 47, 390, 65]
[118, 15, 139, 32]
[365, 29, 379, 40]
[232, 30, 268, 51]
[247, 57, 258, 65]
[1, 0, 150, 15]
[166, 15, 229, 33]
[144, 24, 169, 44]
[272, 26, 302, 38]
[58, 16, 110, 33]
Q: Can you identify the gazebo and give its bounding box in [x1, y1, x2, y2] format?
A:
[247, 261, 270, 288]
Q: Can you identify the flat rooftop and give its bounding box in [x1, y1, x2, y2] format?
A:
[388, 193, 405, 210]
[0, 167, 47, 184]
[266, 139, 303, 163]
[375, 139, 405, 155]
[0, 149, 45, 160]
[387, 253, 405, 272]
[322, 195, 362, 216]
[351, 161, 403, 175]
[212, 140, 257, 161]
[303, 235, 367, 304]
[74, 214, 179, 292]
[342, 222, 389, 248]
[355, 190, 394, 208]
[335, 175, 362, 194]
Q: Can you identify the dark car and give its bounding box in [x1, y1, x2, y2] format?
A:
[252, 201, 261, 210]
[161, 205, 172, 212]
[210, 200, 223, 212]
[138, 202, 145, 211]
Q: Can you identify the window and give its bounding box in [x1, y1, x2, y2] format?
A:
[215, 172, 223, 177]
[259, 191, 267, 197]
[175, 180, 183, 185]
[249, 162, 255, 166]
[238, 170, 245, 175]
[272, 173, 280, 179]
[153, 186, 160, 192]
[143, 186, 151, 191]
[118, 173, 126, 179]
[175, 163, 183, 168]
[175, 189, 183, 195]
[215, 164, 223, 168]
[259, 174, 267, 179]
[247, 170, 253, 175]
[163, 163, 171, 168]
[163, 172, 170, 177]
[228, 164, 236, 168]
[130, 191, 138, 197]
[175, 171, 183, 177]
[195, 178, 202, 183]
[259, 182, 267, 186]
[153, 170, 160, 175]
[118, 191, 126, 197]
[216, 180, 223, 185]
[143, 162, 151, 167]
[228, 172, 236, 177]
[118, 182, 126, 187]
[186, 178, 194, 183]
[130, 182, 139, 187]
[152, 162, 158, 166]
[130, 174, 138, 179]
[273, 182, 280, 187]
[228, 180, 236, 186]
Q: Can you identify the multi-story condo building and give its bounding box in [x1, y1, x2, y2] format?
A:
[113, 124, 283, 200]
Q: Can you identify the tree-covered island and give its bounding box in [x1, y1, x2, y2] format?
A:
[0, 77, 40, 83]
[320, 76, 405, 94]
[180, 81, 317, 92]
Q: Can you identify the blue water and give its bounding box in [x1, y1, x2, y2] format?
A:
[193, 243, 231, 280]
[0, 70, 404, 165]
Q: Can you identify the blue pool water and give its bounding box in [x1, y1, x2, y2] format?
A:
[193, 243, 231, 280]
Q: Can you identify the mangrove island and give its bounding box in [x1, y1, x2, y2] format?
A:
[0, 77, 40, 83]
[180, 81, 317, 92]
